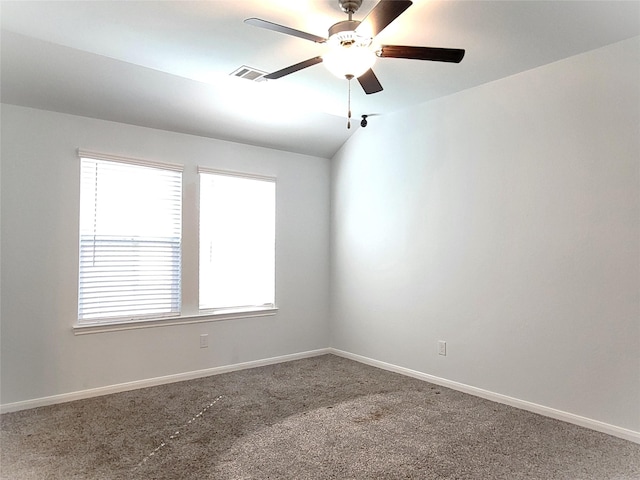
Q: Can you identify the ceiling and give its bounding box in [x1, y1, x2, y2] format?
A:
[1, 0, 638, 158]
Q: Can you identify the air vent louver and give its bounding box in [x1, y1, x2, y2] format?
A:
[230, 65, 268, 82]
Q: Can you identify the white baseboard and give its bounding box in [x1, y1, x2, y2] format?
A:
[3, 347, 638, 445]
[0, 348, 331, 414]
[329, 348, 640, 445]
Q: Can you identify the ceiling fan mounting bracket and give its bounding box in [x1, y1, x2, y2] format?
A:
[339, 0, 363, 15]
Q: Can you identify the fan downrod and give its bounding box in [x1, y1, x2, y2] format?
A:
[339, 0, 363, 15]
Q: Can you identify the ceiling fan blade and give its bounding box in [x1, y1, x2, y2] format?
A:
[357, 69, 384, 95]
[264, 56, 324, 80]
[244, 18, 327, 43]
[379, 45, 465, 63]
[356, 0, 413, 38]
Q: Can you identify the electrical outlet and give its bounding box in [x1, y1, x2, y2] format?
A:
[438, 340, 447, 356]
[200, 334, 209, 348]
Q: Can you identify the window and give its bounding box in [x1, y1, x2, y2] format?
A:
[78, 153, 182, 324]
[199, 170, 276, 312]
[76, 151, 276, 332]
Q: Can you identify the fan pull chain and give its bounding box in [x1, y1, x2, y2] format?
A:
[346, 75, 353, 129]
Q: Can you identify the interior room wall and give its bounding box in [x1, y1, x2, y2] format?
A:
[0, 104, 331, 406]
[330, 37, 640, 433]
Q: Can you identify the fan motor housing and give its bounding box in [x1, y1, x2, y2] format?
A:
[328, 20, 362, 38]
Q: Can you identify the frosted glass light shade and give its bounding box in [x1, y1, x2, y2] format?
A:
[323, 32, 376, 79]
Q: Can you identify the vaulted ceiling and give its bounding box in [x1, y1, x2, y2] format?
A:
[2, 1, 638, 158]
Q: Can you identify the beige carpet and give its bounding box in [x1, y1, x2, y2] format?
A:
[1, 354, 639, 479]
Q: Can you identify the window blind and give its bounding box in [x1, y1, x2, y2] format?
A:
[78, 156, 182, 323]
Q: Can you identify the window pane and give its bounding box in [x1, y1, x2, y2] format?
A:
[78, 158, 182, 322]
[199, 172, 275, 310]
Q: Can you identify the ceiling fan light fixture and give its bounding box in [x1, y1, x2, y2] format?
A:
[322, 31, 376, 79]
[247, 0, 464, 97]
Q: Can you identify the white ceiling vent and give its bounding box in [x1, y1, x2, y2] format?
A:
[230, 65, 268, 82]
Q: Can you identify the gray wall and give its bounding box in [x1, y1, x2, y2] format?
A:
[0, 105, 331, 405]
[331, 37, 640, 432]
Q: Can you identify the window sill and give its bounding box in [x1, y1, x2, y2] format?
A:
[73, 307, 278, 335]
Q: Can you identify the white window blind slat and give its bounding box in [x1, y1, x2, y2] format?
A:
[78, 157, 182, 323]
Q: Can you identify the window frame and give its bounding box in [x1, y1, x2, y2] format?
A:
[73, 151, 278, 335]
[197, 166, 277, 315]
[76, 150, 184, 327]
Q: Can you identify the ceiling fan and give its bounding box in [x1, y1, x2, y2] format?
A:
[245, 0, 465, 96]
